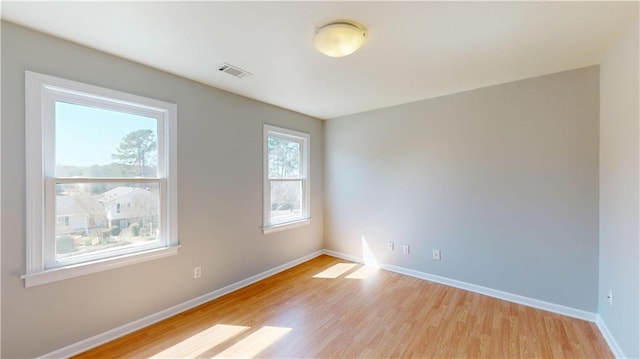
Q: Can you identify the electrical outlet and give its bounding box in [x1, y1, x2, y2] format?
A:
[433, 249, 441, 261]
[402, 245, 410, 254]
[194, 266, 202, 279]
[607, 289, 613, 306]
[388, 241, 394, 250]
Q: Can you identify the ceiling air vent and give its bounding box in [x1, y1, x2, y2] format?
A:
[217, 63, 252, 78]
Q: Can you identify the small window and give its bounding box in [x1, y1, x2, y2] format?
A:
[24, 71, 178, 287]
[263, 125, 310, 233]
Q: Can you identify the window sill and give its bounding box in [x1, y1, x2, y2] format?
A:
[21, 245, 179, 288]
[262, 219, 311, 234]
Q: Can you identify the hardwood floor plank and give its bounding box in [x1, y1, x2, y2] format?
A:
[74, 255, 613, 358]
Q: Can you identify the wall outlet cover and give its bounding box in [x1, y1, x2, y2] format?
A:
[433, 249, 441, 261]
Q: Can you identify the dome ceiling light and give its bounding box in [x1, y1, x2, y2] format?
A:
[314, 20, 367, 58]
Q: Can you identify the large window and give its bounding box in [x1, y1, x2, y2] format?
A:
[24, 71, 178, 287]
[263, 125, 310, 233]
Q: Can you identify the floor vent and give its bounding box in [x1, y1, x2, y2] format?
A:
[218, 63, 252, 78]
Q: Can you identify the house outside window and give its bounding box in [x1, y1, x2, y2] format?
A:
[24, 71, 178, 287]
[263, 125, 310, 233]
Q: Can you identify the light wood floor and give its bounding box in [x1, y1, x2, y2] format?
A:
[75, 255, 612, 358]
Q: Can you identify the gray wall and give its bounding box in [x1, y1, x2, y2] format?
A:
[599, 19, 640, 359]
[1, 21, 324, 358]
[325, 66, 600, 312]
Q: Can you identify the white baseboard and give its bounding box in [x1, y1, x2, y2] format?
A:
[38, 250, 325, 359]
[596, 315, 627, 359]
[322, 249, 363, 264]
[322, 249, 597, 322]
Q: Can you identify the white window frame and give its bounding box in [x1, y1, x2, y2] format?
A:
[23, 71, 178, 287]
[263, 125, 311, 234]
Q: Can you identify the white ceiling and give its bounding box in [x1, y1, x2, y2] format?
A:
[2, 1, 637, 119]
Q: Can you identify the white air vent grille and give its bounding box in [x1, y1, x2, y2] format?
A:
[218, 63, 252, 78]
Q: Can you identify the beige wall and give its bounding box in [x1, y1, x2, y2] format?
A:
[1, 21, 324, 358]
[325, 66, 600, 311]
[599, 19, 640, 358]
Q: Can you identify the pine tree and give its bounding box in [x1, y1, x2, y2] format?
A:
[112, 129, 157, 176]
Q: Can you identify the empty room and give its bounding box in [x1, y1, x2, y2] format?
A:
[1, 1, 639, 358]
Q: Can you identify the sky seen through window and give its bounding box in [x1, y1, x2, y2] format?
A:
[55, 101, 157, 168]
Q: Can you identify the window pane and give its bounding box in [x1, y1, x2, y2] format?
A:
[55, 101, 158, 177]
[268, 136, 301, 179]
[270, 181, 302, 224]
[55, 182, 160, 261]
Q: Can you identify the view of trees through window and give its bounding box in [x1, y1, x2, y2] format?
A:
[112, 129, 158, 177]
[268, 136, 303, 224]
[54, 101, 160, 261]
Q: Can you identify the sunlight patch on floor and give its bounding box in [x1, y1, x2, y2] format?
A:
[214, 326, 292, 358]
[346, 265, 379, 279]
[312, 263, 358, 278]
[150, 324, 249, 358]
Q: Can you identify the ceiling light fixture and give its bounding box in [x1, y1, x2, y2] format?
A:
[314, 20, 367, 58]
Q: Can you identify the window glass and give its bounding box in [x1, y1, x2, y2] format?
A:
[55, 101, 158, 177]
[54, 183, 160, 262]
[270, 181, 303, 224]
[268, 137, 301, 179]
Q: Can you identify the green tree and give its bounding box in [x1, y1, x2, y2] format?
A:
[268, 137, 302, 212]
[268, 137, 301, 178]
[112, 130, 157, 176]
